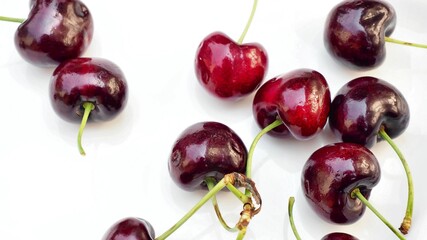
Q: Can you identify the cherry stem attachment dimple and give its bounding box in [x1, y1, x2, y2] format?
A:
[237, 0, 258, 44]
[351, 188, 406, 240]
[385, 36, 427, 49]
[378, 127, 414, 234]
[288, 197, 302, 240]
[245, 119, 283, 196]
[0, 16, 25, 23]
[77, 102, 95, 156]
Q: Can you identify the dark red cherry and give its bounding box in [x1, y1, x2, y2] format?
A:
[15, 0, 94, 67]
[252, 69, 330, 140]
[329, 76, 409, 148]
[301, 142, 380, 224]
[321, 232, 359, 240]
[168, 121, 247, 191]
[324, 0, 396, 69]
[102, 217, 155, 240]
[195, 31, 268, 100]
[50, 57, 128, 155]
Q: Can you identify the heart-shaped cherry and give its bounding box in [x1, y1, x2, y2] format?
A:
[50, 57, 128, 155]
[301, 143, 405, 239]
[168, 121, 247, 191]
[102, 217, 155, 240]
[0, 0, 94, 67]
[329, 76, 413, 234]
[252, 68, 331, 140]
[324, 0, 427, 69]
[287, 197, 360, 240]
[195, 0, 268, 100]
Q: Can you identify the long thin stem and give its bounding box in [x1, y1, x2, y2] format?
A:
[237, 0, 258, 44]
[236, 228, 247, 240]
[155, 178, 229, 240]
[206, 178, 238, 232]
[77, 102, 95, 156]
[245, 119, 283, 193]
[0, 16, 25, 23]
[288, 197, 302, 240]
[385, 36, 427, 49]
[352, 188, 406, 240]
[378, 127, 414, 234]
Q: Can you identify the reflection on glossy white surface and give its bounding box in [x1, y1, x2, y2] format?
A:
[0, 0, 426, 239]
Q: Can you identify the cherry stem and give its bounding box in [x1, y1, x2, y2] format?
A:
[351, 188, 406, 240]
[237, 0, 258, 44]
[288, 197, 302, 240]
[385, 36, 427, 49]
[0, 16, 25, 23]
[77, 102, 95, 156]
[156, 173, 261, 240]
[245, 119, 283, 195]
[378, 127, 413, 234]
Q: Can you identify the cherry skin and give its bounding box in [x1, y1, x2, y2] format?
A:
[301, 142, 381, 224]
[321, 232, 359, 240]
[195, 31, 268, 100]
[102, 217, 155, 240]
[15, 0, 94, 67]
[252, 68, 331, 140]
[50, 57, 128, 155]
[329, 76, 409, 148]
[324, 0, 396, 69]
[168, 121, 248, 191]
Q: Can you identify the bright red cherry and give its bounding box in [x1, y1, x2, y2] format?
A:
[102, 217, 155, 240]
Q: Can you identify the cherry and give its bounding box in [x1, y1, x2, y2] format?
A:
[301, 143, 405, 239]
[49, 57, 128, 155]
[252, 68, 331, 140]
[0, 0, 94, 67]
[324, 0, 427, 69]
[329, 76, 413, 234]
[194, 0, 268, 100]
[287, 197, 359, 240]
[168, 121, 247, 191]
[102, 217, 155, 240]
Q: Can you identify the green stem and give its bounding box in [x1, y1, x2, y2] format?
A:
[237, 0, 258, 44]
[206, 178, 238, 232]
[236, 228, 247, 240]
[385, 36, 427, 49]
[77, 102, 95, 156]
[155, 178, 229, 240]
[378, 127, 414, 234]
[352, 188, 406, 240]
[288, 197, 302, 240]
[245, 119, 283, 195]
[0, 16, 25, 23]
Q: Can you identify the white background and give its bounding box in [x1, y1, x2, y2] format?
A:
[1, 0, 426, 239]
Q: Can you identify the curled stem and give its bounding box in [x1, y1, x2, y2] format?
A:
[156, 173, 261, 240]
[0, 16, 25, 23]
[288, 197, 302, 240]
[77, 102, 95, 156]
[378, 127, 413, 234]
[385, 36, 427, 49]
[237, 0, 258, 44]
[245, 119, 283, 195]
[351, 188, 406, 240]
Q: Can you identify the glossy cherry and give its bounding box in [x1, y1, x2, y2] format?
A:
[252, 68, 331, 140]
[168, 121, 247, 191]
[329, 76, 413, 234]
[301, 142, 380, 224]
[329, 76, 409, 148]
[8, 0, 94, 67]
[194, 0, 268, 100]
[102, 217, 155, 240]
[324, 0, 427, 69]
[321, 233, 359, 240]
[50, 57, 128, 155]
